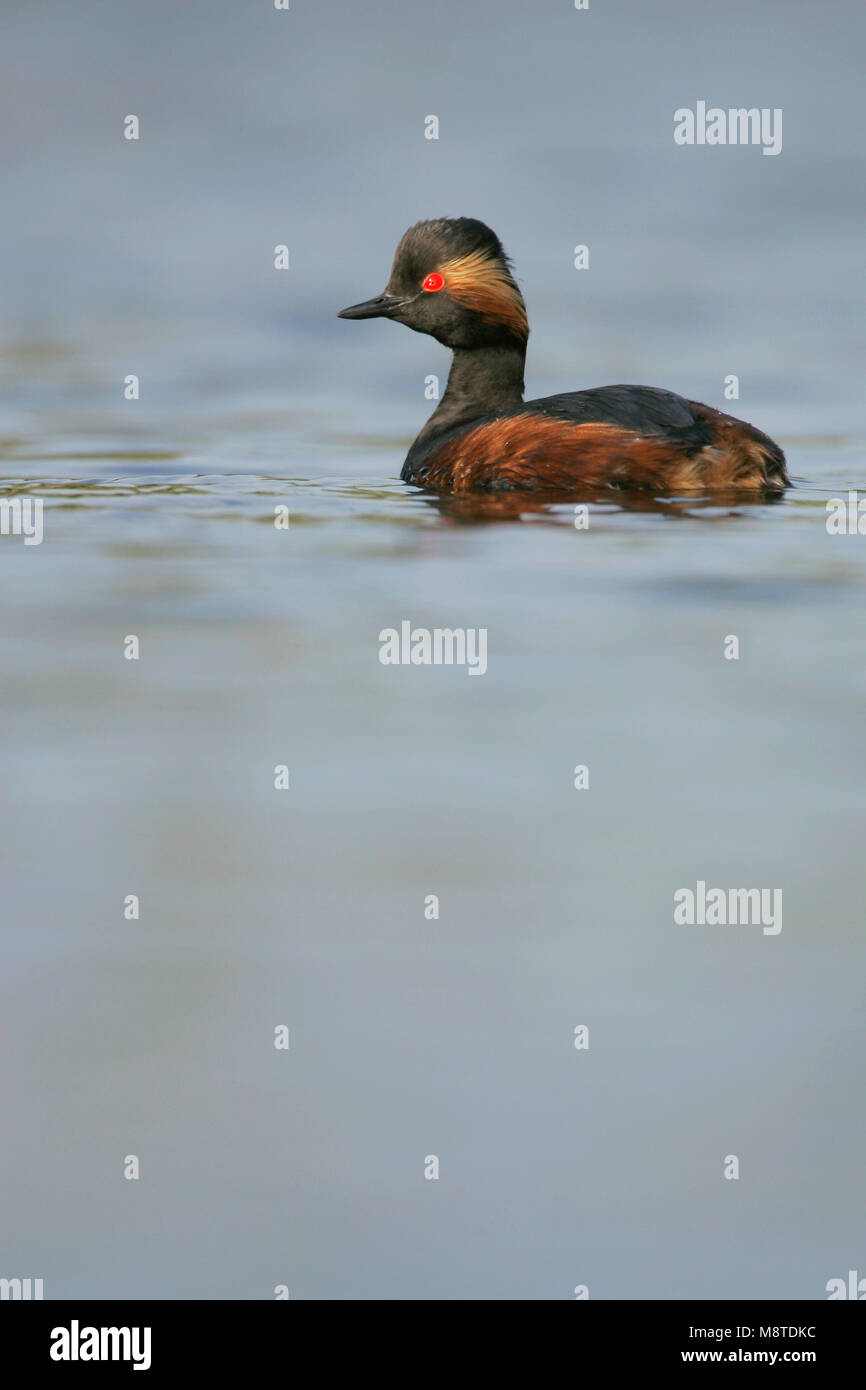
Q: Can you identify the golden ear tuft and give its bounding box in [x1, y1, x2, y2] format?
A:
[439, 249, 528, 340]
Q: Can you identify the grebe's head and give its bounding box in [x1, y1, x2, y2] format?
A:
[338, 218, 528, 350]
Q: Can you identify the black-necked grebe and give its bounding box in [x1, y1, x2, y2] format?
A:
[338, 217, 788, 495]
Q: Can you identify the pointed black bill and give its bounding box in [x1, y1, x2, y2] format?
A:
[337, 293, 404, 321]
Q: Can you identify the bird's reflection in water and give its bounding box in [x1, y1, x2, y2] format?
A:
[416, 484, 787, 527]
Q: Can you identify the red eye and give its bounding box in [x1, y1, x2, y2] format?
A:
[422, 272, 445, 292]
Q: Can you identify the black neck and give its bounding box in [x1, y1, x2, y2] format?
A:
[416, 341, 526, 444]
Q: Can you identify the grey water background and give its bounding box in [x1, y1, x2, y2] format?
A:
[1, 0, 864, 1299]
